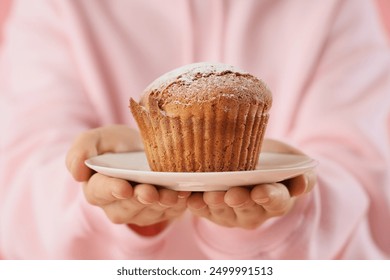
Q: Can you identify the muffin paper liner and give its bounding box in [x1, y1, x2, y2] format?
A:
[130, 96, 269, 172]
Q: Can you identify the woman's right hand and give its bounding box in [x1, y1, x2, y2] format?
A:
[65, 125, 190, 235]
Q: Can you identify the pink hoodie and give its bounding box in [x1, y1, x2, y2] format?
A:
[0, 0, 389, 259]
[376, 0, 390, 37]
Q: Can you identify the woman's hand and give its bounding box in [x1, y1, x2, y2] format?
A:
[187, 139, 316, 229]
[65, 125, 190, 235]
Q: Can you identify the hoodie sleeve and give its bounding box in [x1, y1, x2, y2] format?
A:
[0, 0, 168, 259]
[193, 0, 390, 259]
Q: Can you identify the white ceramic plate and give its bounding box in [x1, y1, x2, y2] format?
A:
[85, 152, 317, 191]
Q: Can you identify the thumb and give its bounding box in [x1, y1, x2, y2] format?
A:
[66, 125, 143, 182]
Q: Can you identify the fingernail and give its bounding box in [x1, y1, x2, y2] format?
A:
[255, 197, 270, 204]
[233, 201, 249, 208]
[112, 192, 127, 200]
[158, 201, 170, 208]
[137, 196, 152, 205]
[178, 191, 190, 199]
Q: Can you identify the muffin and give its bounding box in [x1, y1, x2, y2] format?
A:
[129, 62, 272, 172]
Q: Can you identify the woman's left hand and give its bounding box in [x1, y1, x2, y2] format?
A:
[187, 139, 316, 229]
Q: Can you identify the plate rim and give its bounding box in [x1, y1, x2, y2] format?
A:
[85, 151, 317, 176]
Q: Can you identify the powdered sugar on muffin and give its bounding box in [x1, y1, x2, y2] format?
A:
[130, 62, 272, 172]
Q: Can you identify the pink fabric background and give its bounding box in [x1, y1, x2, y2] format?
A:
[0, 0, 11, 43]
[0, 0, 389, 260]
[376, 0, 390, 38]
[1, 0, 389, 42]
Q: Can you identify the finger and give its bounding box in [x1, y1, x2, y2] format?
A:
[66, 125, 143, 182]
[285, 174, 305, 197]
[203, 191, 226, 207]
[103, 198, 160, 225]
[163, 191, 191, 210]
[162, 191, 191, 217]
[187, 192, 210, 218]
[224, 187, 255, 208]
[83, 173, 133, 206]
[203, 191, 238, 224]
[187, 192, 207, 210]
[102, 202, 135, 224]
[203, 191, 227, 214]
[102, 197, 157, 225]
[102, 187, 186, 226]
[158, 188, 180, 208]
[178, 191, 191, 199]
[133, 183, 159, 205]
[223, 187, 265, 229]
[66, 130, 99, 182]
[287, 170, 317, 197]
[102, 185, 161, 225]
[251, 183, 292, 214]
